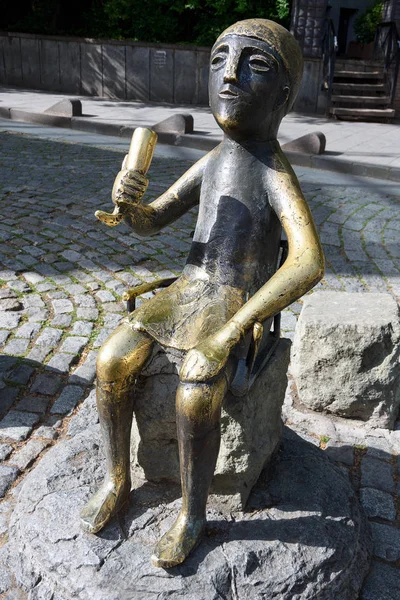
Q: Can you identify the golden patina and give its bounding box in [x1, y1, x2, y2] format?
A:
[82, 18, 324, 568]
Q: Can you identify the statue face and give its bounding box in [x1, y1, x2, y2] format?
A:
[209, 34, 288, 139]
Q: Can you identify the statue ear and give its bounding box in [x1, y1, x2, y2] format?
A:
[274, 85, 290, 111]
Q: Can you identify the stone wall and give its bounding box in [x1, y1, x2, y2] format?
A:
[0, 32, 210, 105]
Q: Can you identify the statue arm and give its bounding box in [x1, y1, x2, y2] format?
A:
[119, 151, 210, 236]
[180, 164, 324, 383]
[228, 167, 325, 332]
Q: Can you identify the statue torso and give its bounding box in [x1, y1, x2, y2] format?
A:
[184, 139, 282, 295]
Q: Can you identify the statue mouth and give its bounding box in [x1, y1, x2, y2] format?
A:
[218, 85, 241, 98]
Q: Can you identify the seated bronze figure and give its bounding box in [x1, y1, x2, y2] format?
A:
[80, 18, 324, 568]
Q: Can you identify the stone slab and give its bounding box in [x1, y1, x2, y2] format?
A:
[126, 46, 150, 101]
[174, 50, 197, 104]
[6, 421, 371, 600]
[131, 340, 290, 509]
[44, 99, 82, 117]
[20, 38, 41, 88]
[149, 48, 174, 103]
[102, 44, 126, 99]
[291, 292, 400, 428]
[40, 40, 60, 91]
[282, 131, 326, 155]
[59, 42, 81, 94]
[81, 43, 102, 97]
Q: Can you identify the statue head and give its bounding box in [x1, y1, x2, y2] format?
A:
[209, 19, 303, 141]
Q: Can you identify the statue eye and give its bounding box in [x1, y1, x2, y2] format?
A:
[249, 56, 271, 73]
[211, 53, 226, 70]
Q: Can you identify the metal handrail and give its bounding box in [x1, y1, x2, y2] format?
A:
[373, 22, 400, 105]
[321, 18, 338, 115]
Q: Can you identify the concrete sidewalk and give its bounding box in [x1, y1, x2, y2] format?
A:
[1, 85, 400, 181]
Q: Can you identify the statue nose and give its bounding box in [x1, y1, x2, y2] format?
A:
[223, 57, 240, 83]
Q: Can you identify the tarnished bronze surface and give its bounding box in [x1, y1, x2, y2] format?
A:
[81, 18, 324, 568]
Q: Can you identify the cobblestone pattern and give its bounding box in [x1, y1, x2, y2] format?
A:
[1, 130, 400, 598]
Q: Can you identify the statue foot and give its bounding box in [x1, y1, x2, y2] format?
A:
[80, 479, 130, 534]
[151, 512, 205, 568]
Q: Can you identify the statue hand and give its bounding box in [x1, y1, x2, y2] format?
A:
[112, 169, 149, 211]
[180, 322, 242, 383]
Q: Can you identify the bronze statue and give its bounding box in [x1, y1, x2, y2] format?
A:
[80, 18, 325, 568]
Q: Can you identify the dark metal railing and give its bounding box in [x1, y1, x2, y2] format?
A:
[373, 21, 400, 105]
[321, 18, 337, 114]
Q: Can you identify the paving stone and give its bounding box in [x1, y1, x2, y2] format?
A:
[103, 313, 123, 329]
[0, 270, 18, 281]
[360, 456, 395, 492]
[5, 364, 35, 386]
[26, 309, 48, 323]
[366, 436, 392, 460]
[71, 321, 93, 336]
[371, 522, 400, 562]
[75, 294, 96, 307]
[51, 299, 74, 314]
[36, 282, 56, 292]
[3, 338, 29, 356]
[0, 387, 19, 418]
[32, 425, 58, 441]
[35, 327, 62, 348]
[48, 291, 68, 300]
[46, 353, 76, 373]
[16, 395, 49, 414]
[0, 444, 13, 461]
[26, 346, 51, 363]
[0, 465, 19, 497]
[63, 284, 86, 295]
[324, 441, 354, 466]
[0, 312, 21, 329]
[0, 330, 10, 345]
[93, 328, 113, 348]
[30, 374, 63, 396]
[95, 290, 115, 302]
[51, 314, 72, 327]
[9, 439, 49, 471]
[59, 336, 88, 355]
[23, 294, 45, 308]
[0, 298, 23, 311]
[61, 250, 82, 262]
[362, 560, 400, 600]
[51, 385, 85, 414]
[22, 272, 44, 285]
[0, 411, 40, 442]
[14, 322, 41, 339]
[102, 302, 124, 313]
[76, 308, 98, 321]
[69, 351, 97, 385]
[360, 487, 396, 520]
[7, 281, 30, 293]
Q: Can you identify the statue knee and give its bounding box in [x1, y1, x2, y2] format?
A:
[176, 379, 226, 425]
[96, 341, 127, 383]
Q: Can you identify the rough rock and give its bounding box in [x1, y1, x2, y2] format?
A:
[44, 99, 82, 117]
[152, 114, 194, 134]
[291, 292, 400, 428]
[131, 339, 290, 509]
[6, 418, 371, 600]
[282, 131, 326, 155]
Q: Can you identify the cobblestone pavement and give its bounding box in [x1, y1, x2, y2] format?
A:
[0, 128, 400, 598]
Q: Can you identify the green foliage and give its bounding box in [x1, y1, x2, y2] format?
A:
[3, 0, 291, 46]
[354, 0, 383, 45]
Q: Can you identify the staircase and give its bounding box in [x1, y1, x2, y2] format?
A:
[329, 59, 396, 121]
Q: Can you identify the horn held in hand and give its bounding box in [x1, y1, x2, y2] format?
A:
[95, 127, 158, 227]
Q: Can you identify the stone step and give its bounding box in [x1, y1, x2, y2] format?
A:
[329, 107, 395, 119]
[333, 82, 386, 92]
[334, 70, 384, 79]
[331, 95, 391, 105]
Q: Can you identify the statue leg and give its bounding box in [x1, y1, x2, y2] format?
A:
[80, 323, 153, 534]
[152, 363, 233, 568]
